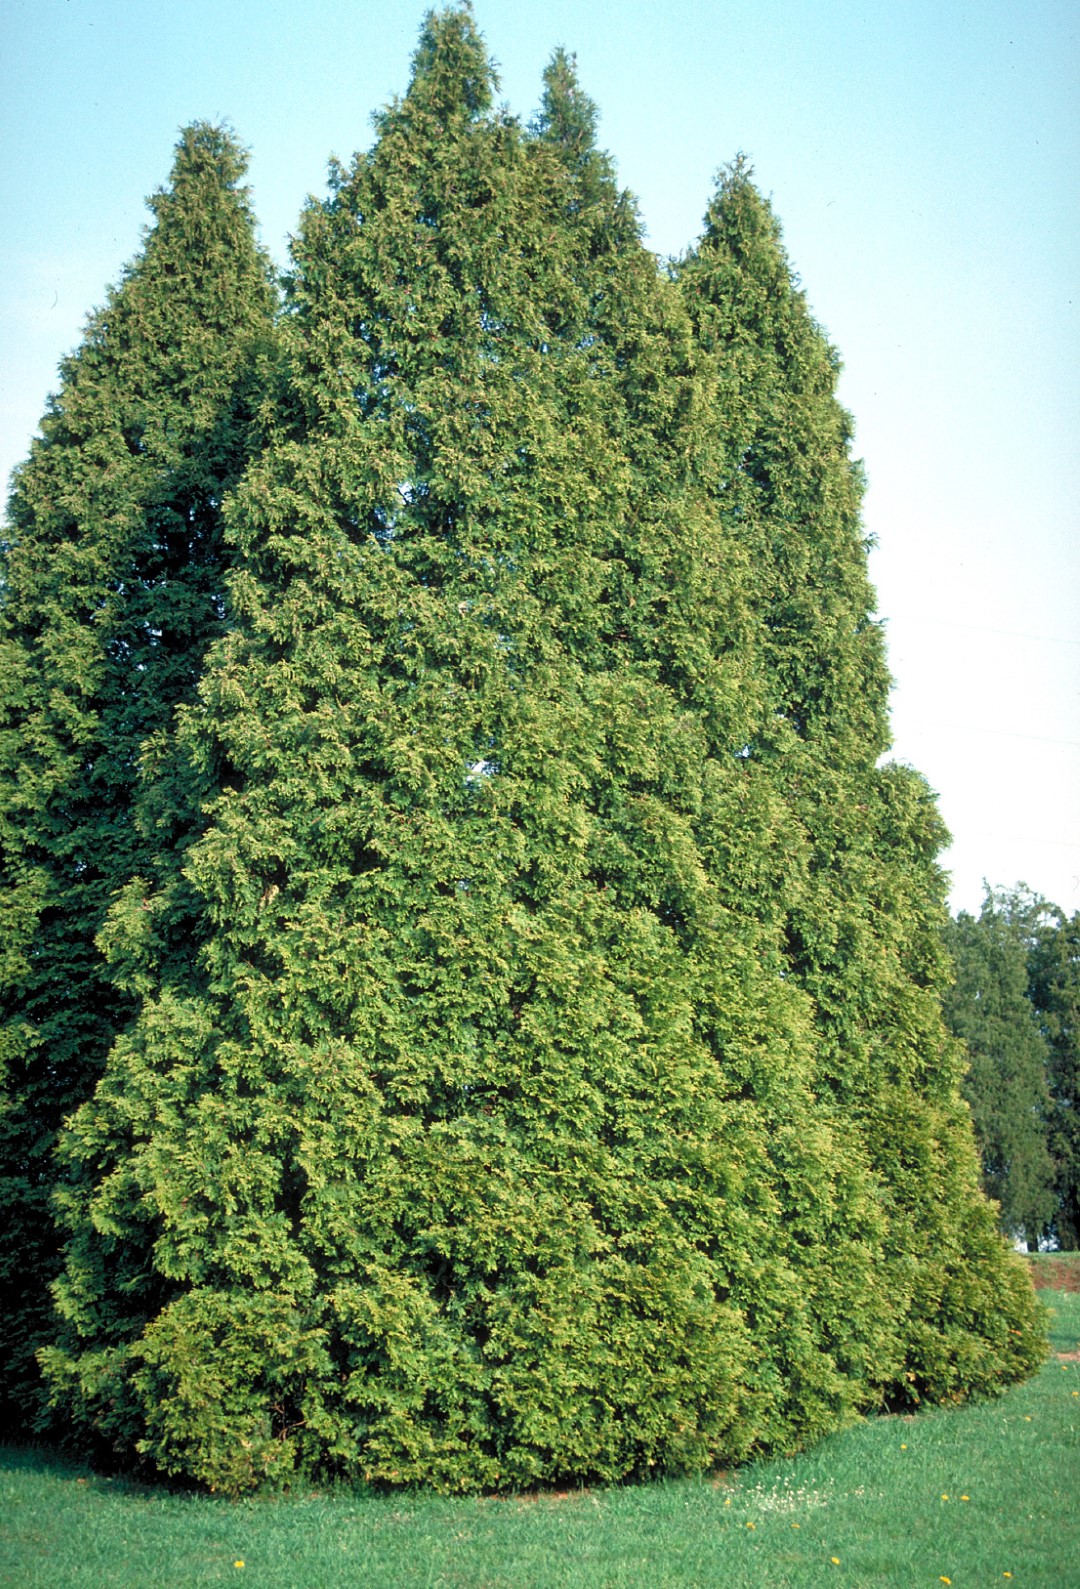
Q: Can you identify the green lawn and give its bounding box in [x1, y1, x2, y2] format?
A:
[3, 1291, 1077, 1588]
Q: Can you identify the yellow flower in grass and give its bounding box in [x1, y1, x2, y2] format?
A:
[830, 1558, 840, 1566]
[234, 1563, 245, 1571]
[746, 1521, 755, 1530]
[940, 1578, 952, 1585]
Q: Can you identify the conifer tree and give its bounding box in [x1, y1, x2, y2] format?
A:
[43, 13, 885, 1492]
[942, 891, 1056, 1246]
[1029, 905, 1080, 1248]
[0, 124, 277, 1425]
[534, 60, 907, 1450]
[678, 163, 1044, 1405]
[39, 10, 1045, 1493]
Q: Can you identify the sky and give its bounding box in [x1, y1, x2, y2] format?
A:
[2, 0, 1077, 916]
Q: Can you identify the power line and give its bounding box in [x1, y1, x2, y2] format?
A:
[944, 830, 1080, 853]
[895, 720, 1080, 749]
[882, 613, 1080, 649]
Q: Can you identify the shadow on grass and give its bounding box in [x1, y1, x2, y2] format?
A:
[0, 1438, 214, 1505]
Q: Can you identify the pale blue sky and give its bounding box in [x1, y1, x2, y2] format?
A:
[2, 0, 1077, 914]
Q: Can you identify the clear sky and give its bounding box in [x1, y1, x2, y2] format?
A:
[2, 0, 1077, 916]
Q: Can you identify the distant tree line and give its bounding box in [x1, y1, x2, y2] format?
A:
[0, 5, 1046, 1495]
[943, 887, 1079, 1251]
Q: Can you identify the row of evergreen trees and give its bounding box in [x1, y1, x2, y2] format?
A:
[944, 888, 1079, 1250]
[1, 6, 1044, 1495]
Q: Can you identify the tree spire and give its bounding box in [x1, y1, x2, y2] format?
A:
[0, 120, 276, 1431]
[534, 47, 629, 223]
[536, 48, 598, 156]
[407, 4, 496, 120]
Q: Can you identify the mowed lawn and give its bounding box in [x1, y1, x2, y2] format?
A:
[3, 1278, 1077, 1588]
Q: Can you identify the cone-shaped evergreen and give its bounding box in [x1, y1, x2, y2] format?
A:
[678, 162, 1044, 1402]
[0, 124, 277, 1425]
[36, 11, 1043, 1494]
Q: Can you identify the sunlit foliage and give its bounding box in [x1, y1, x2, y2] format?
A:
[0, 7, 1044, 1492]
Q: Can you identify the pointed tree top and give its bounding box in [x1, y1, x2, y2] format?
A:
[145, 122, 254, 239]
[536, 48, 599, 159]
[533, 46, 628, 226]
[408, 4, 496, 120]
[704, 156, 773, 236]
[717, 150, 755, 192]
[166, 122, 250, 193]
[696, 155, 793, 288]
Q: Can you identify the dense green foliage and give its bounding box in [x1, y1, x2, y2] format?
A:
[3, 1288, 1077, 1588]
[2, 6, 1044, 1495]
[677, 168, 1042, 1407]
[1029, 906, 1080, 1247]
[944, 887, 1080, 1249]
[943, 892, 1056, 1244]
[0, 125, 277, 1425]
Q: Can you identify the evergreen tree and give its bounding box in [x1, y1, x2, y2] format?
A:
[943, 891, 1056, 1246]
[43, 15, 882, 1492]
[1027, 903, 1080, 1248]
[39, 11, 1045, 1492]
[0, 124, 277, 1426]
[677, 163, 1044, 1405]
[535, 63, 908, 1451]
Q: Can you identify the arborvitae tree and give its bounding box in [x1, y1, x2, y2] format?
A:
[943, 890, 1056, 1246]
[39, 11, 1044, 1493]
[0, 124, 277, 1426]
[534, 62, 910, 1451]
[678, 163, 1044, 1404]
[1026, 900, 1080, 1248]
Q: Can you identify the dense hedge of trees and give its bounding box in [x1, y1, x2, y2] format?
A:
[1, 6, 1045, 1494]
[944, 887, 1080, 1250]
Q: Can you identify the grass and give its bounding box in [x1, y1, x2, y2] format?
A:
[3, 1290, 1077, 1588]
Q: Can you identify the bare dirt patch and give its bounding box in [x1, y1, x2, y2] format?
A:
[1028, 1256, 1080, 1293]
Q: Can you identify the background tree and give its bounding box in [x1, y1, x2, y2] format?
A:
[37, 9, 1045, 1493]
[0, 123, 277, 1427]
[942, 889, 1056, 1247]
[1027, 902, 1080, 1247]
